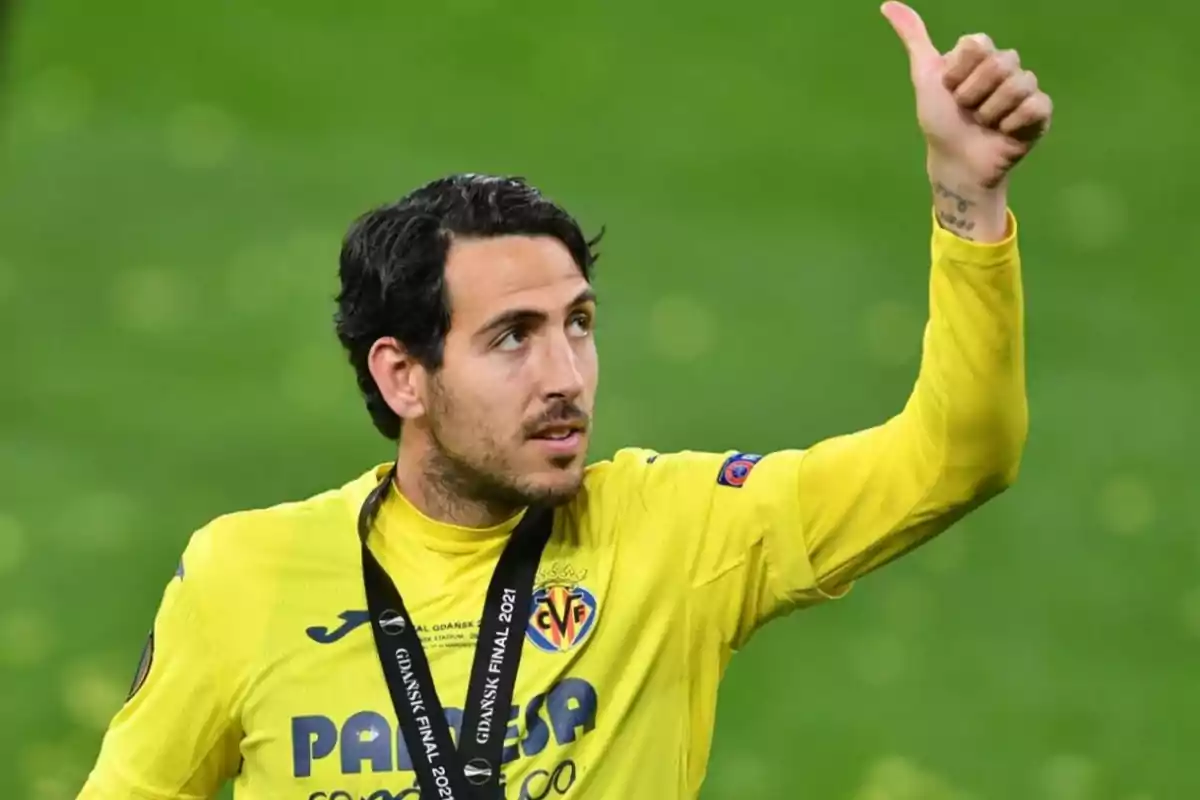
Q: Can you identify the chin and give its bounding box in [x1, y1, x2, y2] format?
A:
[521, 469, 585, 507]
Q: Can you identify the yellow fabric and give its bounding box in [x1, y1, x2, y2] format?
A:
[80, 212, 1026, 799]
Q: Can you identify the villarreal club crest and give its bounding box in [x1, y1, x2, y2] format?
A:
[526, 563, 599, 654]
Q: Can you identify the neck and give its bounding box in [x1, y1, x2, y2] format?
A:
[393, 441, 522, 529]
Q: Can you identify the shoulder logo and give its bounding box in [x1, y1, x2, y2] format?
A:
[526, 564, 598, 654]
[717, 452, 762, 488]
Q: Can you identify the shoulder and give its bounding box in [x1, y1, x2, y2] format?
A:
[577, 447, 760, 520]
[178, 464, 384, 588]
[582, 447, 655, 484]
[578, 447, 657, 505]
[584, 447, 754, 492]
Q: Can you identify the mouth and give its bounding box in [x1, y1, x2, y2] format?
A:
[528, 420, 588, 456]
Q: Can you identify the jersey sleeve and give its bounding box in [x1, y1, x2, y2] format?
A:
[617, 210, 1028, 649]
[78, 525, 242, 799]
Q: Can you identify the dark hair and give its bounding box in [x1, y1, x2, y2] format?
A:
[334, 173, 603, 441]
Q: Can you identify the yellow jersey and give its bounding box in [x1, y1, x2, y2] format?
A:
[79, 213, 1027, 799]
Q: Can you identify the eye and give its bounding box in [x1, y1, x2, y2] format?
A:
[567, 311, 593, 337]
[495, 327, 528, 352]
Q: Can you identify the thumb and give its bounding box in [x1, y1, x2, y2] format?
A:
[880, 2, 940, 75]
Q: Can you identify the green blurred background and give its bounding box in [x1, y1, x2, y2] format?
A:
[1, 0, 1196, 797]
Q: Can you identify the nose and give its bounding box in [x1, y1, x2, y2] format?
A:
[540, 331, 585, 401]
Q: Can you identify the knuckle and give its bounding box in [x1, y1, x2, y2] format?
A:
[1000, 49, 1021, 70]
[957, 32, 993, 53]
[1019, 93, 1052, 125]
[977, 54, 1006, 82]
[1008, 71, 1036, 98]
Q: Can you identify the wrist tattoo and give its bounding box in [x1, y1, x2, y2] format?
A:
[937, 209, 977, 238]
[934, 182, 978, 240]
[934, 181, 976, 211]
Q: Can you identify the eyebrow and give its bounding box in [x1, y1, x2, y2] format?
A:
[476, 288, 598, 339]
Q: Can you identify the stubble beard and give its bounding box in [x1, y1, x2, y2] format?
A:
[423, 413, 583, 525]
[422, 430, 582, 520]
[421, 375, 587, 524]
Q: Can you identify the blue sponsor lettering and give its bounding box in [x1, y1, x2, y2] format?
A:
[293, 716, 338, 778]
[517, 759, 577, 800]
[341, 711, 394, 774]
[512, 692, 547, 762]
[544, 679, 597, 746]
[292, 679, 598, 778]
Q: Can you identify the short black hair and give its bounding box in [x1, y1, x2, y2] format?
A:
[334, 173, 602, 441]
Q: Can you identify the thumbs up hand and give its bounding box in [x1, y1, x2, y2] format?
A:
[881, 2, 1053, 193]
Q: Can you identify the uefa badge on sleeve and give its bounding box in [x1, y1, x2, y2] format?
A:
[717, 452, 762, 488]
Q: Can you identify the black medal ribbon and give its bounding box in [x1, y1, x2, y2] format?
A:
[358, 468, 555, 799]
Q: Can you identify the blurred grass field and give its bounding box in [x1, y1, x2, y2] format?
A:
[1, 1, 1197, 798]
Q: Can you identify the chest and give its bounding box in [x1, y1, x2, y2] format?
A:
[232, 536, 685, 795]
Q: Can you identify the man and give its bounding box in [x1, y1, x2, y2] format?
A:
[80, 4, 1051, 798]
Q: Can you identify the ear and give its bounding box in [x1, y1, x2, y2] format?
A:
[367, 337, 427, 421]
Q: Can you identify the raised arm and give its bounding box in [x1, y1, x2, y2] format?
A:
[621, 193, 1028, 641]
[615, 4, 1051, 648]
[797, 193, 1026, 593]
[792, 1, 1053, 589]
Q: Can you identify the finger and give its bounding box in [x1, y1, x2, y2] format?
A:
[974, 70, 1038, 127]
[953, 49, 1021, 109]
[942, 33, 995, 91]
[999, 92, 1053, 140]
[880, 2, 941, 73]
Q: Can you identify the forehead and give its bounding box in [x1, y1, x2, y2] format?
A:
[443, 235, 590, 324]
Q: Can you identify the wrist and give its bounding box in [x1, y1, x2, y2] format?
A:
[926, 155, 1009, 242]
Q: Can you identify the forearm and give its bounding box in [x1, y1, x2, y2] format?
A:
[801, 193, 1027, 588]
[908, 180, 1028, 493]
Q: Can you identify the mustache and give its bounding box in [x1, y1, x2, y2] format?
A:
[523, 401, 590, 437]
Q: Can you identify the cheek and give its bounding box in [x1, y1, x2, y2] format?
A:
[449, 367, 525, 428]
[433, 390, 509, 453]
[578, 341, 599, 393]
